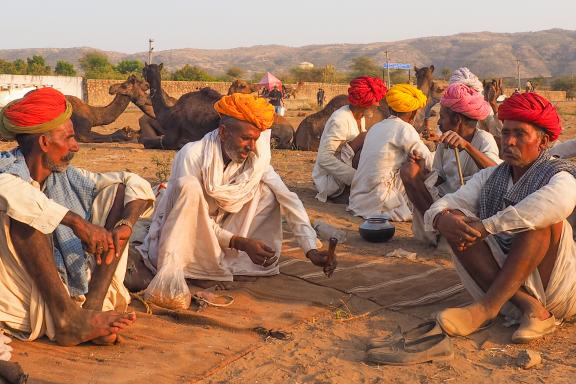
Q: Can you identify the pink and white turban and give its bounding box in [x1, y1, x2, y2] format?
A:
[440, 83, 491, 121]
[449, 67, 484, 94]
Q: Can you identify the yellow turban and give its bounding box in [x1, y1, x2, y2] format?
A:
[214, 93, 275, 131]
[385, 84, 427, 113]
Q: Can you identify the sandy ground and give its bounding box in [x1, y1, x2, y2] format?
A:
[2, 101, 576, 384]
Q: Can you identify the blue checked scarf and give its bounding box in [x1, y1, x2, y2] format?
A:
[0, 149, 96, 296]
[479, 150, 576, 252]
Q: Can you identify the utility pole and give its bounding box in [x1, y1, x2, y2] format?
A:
[516, 59, 521, 90]
[385, 50, 391, 87]
[148, 39, 154, 64]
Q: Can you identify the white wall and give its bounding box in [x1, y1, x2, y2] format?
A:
[0, 74, 83, 106]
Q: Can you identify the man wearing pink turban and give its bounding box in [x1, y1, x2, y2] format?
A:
[313, 76, 387, 203]
[400, 83, 501, 245]
[424, 92, 576, 344]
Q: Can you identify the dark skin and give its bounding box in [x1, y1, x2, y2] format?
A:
[434, 121, 557, 335]
[220, 118, 337, 275]
[400, 106, 497, 216]
[10, 120, 151, 346]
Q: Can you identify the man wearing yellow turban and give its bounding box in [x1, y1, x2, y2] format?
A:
[348, 84, 434, 221]
[0, 88, 155, 345]
[137, 94, 336, 288]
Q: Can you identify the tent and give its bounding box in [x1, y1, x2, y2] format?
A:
[257, 72, 282, 91]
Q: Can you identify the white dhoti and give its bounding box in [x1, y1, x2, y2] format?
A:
[453, 220, 576, 321]
[139, 176, 282, 281]
[0, 185, 130, 341]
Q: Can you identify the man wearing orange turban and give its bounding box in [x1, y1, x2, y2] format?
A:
[0, 88, 155, 345]
[425, 92, 576, 344]
[137, 93, 336, 286]
[348, 84, 432, 221]
[313, 76, 387, 203]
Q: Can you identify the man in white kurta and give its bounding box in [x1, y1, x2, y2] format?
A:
[401, 83, 501, 244]
[313, 76, 387, 202]
[139, 94, 335, 284]
[348, 84, 430, 221]
[424, 92, 576, 343]
[0, 88, 154, 345]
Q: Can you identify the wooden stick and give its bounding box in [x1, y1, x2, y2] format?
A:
[454, 148, 465, 186]
[324, 237, 338, 277]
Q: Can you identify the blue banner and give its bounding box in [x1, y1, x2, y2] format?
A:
[382, 63, 411, 70]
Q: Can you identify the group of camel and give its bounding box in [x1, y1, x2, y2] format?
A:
[62, 64, 503, 152]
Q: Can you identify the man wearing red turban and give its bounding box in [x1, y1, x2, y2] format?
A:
[424, 92, 576, 344]
[0, 88, 155, 346]
[313, 76, 387, 203]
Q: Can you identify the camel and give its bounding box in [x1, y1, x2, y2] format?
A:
[132, 63, 294, 149]
[293, 95, 389, 151]
[228, 79, 257, 95]
[67, 75, 144, 143]
[413, 65, 447, 133]
[283, 82, 304, 99]
[483, 78, 504, 108]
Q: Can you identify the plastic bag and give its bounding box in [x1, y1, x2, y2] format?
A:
[313, 219, 347, 243]
[144, 252, 192, 310]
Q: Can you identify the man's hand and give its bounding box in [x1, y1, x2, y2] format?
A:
[69, 217, 115, 265]
[440, 131, 469, 150]
[231, 236, 277, 267]
[102, 225, 133, 265]
[436, 211, 482, 252]
[306, 249, 337, 277]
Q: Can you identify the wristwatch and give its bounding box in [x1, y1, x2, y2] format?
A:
[114, 219, 133, 231]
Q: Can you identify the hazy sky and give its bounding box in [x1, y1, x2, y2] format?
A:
[2, 0, 574, 52]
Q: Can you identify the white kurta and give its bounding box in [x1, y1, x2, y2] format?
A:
[412, 129, 501, 243]
[550, 139, 576, 159]
[138, 130, 319, 281]
[347, 116, 433, 221]
[0, 169, 154, 340]
[312, 105, 366, 202]
[424, 167, 576, 320]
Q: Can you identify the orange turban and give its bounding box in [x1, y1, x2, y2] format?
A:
[0, 87, 72, 140]
[214, 93, 275, 131]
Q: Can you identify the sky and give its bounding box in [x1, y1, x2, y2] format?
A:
[1, 0, 575, 52]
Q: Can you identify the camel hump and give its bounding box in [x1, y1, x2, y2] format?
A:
[199, 87, 222, 99]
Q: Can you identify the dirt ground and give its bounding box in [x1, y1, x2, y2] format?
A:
[2, 101, 576, 384]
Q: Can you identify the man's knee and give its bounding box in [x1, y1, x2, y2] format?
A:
[174, 176, 203, 197]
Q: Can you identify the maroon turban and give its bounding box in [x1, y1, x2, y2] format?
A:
[498, 92, 562, 141]
[348, 76, 387, 107]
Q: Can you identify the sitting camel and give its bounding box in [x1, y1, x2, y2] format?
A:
[67, 74, 145, 143]
[227, 79, 257, 95]
[412, 65, 447, 134]
[129, 64, 294, 149]
[293, 95, 389, 151]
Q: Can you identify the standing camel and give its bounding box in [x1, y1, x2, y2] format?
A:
[68, 75, 144, 143]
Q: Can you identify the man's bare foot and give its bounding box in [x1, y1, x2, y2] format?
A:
[187, 279, 233, 290]
[54, 310, 136, 346]
[436, 303, 495, 337]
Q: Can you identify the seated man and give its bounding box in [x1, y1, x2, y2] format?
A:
[312, 76, 387, 203]
[401, 82, 501, 244]
[348, 84, 430, 221]
[0, 88, 154, 345]
[138, 94, 335, 286]
[424, 93, 576, 343]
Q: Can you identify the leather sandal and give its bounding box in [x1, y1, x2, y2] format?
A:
[366, 334, 454, 365]
[367, 320, 442, 350]
[511, 314, 556, 344]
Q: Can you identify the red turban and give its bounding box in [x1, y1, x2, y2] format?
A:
[0, 87, 72, 139]
[498, 92, 562, 141]
[348, 76, 387, 107]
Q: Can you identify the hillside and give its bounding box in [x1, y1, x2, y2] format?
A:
[1, 29, 575, 77]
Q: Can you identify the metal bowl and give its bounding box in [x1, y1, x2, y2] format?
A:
[359, 215, 395, 242]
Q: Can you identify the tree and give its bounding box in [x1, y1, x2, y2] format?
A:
[26, 55, 51, 75]
[171, 65, 214, 81]
[79, 52, 122, 79]
[349, 56, 381, 78]
[226, 66, 245, 79]
[12, 59, 27, 75]
[115, 60, 144, 75]
[551, 76, 576, 98]
[0, 59, 15, 74]
[441, 67, 452, 80]
[54, 60, 77, 76]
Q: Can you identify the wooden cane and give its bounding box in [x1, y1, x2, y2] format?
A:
[324, 237, 338, 278]
[454, 147, 465, 186]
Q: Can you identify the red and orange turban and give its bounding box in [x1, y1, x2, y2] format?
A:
[348, 76, 387, 107]
[498, 92, 562, 141]
[0, 87, 72, 140]
[214, 93, 275, 131]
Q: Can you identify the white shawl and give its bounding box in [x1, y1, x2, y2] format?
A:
[200, 129, 271, 213]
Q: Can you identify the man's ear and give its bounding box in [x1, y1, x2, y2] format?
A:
[540, 134, 550, 150]
[38, 134, 51, 153]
